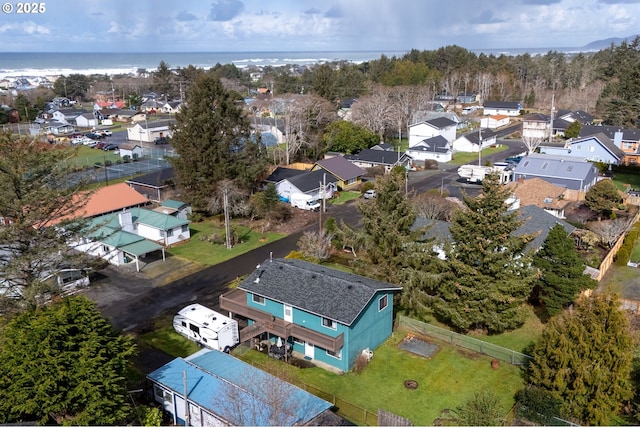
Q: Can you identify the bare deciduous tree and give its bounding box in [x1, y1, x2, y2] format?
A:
[297, 230, 334, 261]
[522, 134, 544, 154]
[413, 192, 458, 221]
[351, 85, 394, 141]
[207, 179, 250, 217]
[587, 217, 632, 248]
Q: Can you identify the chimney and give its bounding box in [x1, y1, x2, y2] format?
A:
[118, 210, 134, 232]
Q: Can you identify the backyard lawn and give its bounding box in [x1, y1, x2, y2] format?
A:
[237, 330, 524, 425]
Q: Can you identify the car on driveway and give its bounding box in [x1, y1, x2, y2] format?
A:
[363, 189, 376, 199]
[102, 143, 119, 151]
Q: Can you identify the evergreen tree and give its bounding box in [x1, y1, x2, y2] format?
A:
[0, 296, 136, 425]
[533, 224, 596, 317]
[343, 173, 427, 283]
[0, 133, 93, 312]
[527, 294, 634, 425]
[152, 60, 175, 99]
[53, 74, 90, 100]
[169, 74, 267, 212]
[428, 173, 536, 333]
[584, 178, 623, 218]
[564, 120, 582, 139]
[322, 120, 380, 154]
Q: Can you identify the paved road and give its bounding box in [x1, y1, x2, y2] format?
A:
[96, 140, 527, 332]
[99, 202, 361, 332]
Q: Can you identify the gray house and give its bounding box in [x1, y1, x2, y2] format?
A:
[539, 132, 624, 165]
[512, 153, 599, 192]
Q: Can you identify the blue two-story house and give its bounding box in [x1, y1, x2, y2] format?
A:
[219, 258, 401, 372]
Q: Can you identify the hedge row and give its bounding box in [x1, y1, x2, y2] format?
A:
[615, 222, 640, 266]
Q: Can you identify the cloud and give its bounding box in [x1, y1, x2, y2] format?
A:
[304, 8, 322, 15]
[0, 21, 50, 35]
[324, 4, 343, 18]
[469, 9, 507, 24]
[208, 0, 245, 21]
[177, 11, 198, 21]
[598, 0, 640, 3]
[521, 0, 561, 4]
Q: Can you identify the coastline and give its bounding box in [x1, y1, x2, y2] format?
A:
[0, 46, 599, 80]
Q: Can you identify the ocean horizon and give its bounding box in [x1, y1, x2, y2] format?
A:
[0, 47, 599, 79]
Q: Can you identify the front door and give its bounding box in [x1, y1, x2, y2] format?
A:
[304, 341, 314, 359]
[283, 304, 292, 322]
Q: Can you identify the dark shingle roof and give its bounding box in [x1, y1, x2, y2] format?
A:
[483, 100, 522, 109]
[412, 205, 575, 253]
[315, 156, 365, 181]
[580, 124, 640, 143]
[425, 117, 457, 129]
[463, 128, 496, 145]
[126, 167, 175, 187]
[239, 258, 401, 325]
[287, 169, 338, 193]
[344, 148, 402, 165]
[409, 135, 451, 153]
[264, 167, 306, 184]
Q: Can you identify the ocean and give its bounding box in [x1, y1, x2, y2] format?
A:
[0, 47, 598, 79]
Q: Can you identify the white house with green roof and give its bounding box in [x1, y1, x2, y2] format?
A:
[75, 208, 190, 271]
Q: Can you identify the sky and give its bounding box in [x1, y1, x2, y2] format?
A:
[1, 0, 639, 53]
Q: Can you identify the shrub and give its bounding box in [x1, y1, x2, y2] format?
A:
[360, 181, 375, 193]
[123, 155, 130, 163]
[424, 159, 439, 170]
[104, 160, 112, 167]
[132, 153, 139, 161]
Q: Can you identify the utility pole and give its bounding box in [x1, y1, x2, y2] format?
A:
[549, 92, 555, 143]
[319, 180, 323, 234]
[183, 370, 190, 426]
[223, 188, 231, 249]
[478, 127, 483, 166]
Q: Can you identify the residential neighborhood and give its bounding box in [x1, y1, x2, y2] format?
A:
[4, 39, 640, 427]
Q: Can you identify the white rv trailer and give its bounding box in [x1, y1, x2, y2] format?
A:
[173, 303, 239, 352]
[457, 162, 513, 184]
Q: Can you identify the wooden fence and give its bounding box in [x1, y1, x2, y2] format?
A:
[594, 210, 640, 281]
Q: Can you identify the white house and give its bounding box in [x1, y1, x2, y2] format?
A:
[118, 143, 142, 159]
[75, 208, 190, 271]
[522, 113, 550, 140]
[406, 135, 453, 162]
[75, 112, 98, 128]
[127, 119, 174, 142]
[51, 108, 88, 124]
[482, 101, 522, 116]
[408, 117, 457, 148]
[452, 128, 497, 152]
[275, 169, 338, 202]
[480, 114, 510, 129]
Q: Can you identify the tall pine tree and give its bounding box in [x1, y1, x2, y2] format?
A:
[170, 73, 266, 212]
[533, 224, 596, 317]
[0, 296, 136, 425]
[527, 294, 634, 425]
[429, 173, 536, 333]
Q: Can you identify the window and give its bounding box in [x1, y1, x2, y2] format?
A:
[189, 323, 199, 334]
[293, 337, 304, 345]
[102, 245, 109, 253]
[182, 224, 189, 233]
[181, 321, 186, 327]
[326, 348, 342, 359]
[322, 317, 337, 330]
[166, 228, 174, 237]
[379, 294, 388, 311]
[159, 230, 165, 237]
[346, 178, 357, 185]
[252, 294, 265, 305]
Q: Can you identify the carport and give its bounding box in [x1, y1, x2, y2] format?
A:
[120, 239, 165, 272]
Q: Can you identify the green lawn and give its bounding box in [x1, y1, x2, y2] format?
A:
[68, 145, 121, 169]
[467, 305, 543, 354]
[168, 220, 287, 266]
[330, 191, 361, 205]
[613, 171, 640, 192]
[449, 145, 509, 165]
[238, 330, 524, 425]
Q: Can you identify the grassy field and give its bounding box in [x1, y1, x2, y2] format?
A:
[168, 220, 287, 266]
[68, 145, 121, 169]
[449, 145, 509, 165]
[613, 171, 640, 191]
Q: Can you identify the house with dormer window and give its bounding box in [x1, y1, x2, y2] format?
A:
[219, 258, 401, 373]
[408, 117, 457, 147]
